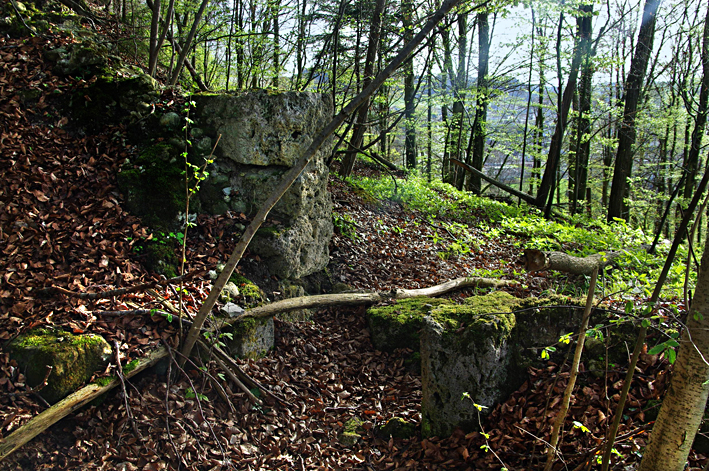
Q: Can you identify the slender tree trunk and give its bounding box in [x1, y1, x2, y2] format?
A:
[441, 25, 454, 183]
[468, 11, 489, 193]
[169, 0, 210, 85]
[534, 8, 584, 212]
[294, 0, 307, 89]
[427, 42, 434, 181]
[403, 0, 417, 169]
[338, 0, 385, 177]
[520, 6, 535, 198]
[271, 0, 280, 88]
[607, 0, 661, 221]
[571, 5, 593, 214]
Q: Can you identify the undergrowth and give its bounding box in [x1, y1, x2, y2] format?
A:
[347, 173, 696, 298]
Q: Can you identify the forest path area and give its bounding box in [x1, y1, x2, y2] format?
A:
[0, 29, 699, 471]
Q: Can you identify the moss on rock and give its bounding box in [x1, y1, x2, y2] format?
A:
[229, 273, 266, 308]
[367, 297, 453, 352]
[338, 417, 364, 446]
[377, 417, 416, 439]
[8, 329, 112, 404]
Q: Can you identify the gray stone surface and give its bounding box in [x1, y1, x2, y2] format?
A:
[220, 302, 245, 318]
[225, 317, 274, 359]
[419, 295, 589, 438]
[191, 91, 334, 279]
[421, 314, 515, 438]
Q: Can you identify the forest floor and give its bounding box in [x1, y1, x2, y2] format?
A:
[0, 21, 705, 471]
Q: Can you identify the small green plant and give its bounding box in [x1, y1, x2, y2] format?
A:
[333, 213, 359, 240]
[647, 330, 680, 364]
[461, 392, 509, 470]
[185, 387, 209, 402]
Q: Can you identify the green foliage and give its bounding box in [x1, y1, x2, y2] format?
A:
[333, 213, 359, 240]
[185, 387, 209, 402]
[349, 174, 524, 224]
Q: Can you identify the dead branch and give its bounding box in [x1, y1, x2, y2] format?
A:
[240, 276, 515, 321]
[521, 249, 624, 276]
[450, 158, 537, 205]
[0, 347, 167, 463]
[208, 342, 291, 407]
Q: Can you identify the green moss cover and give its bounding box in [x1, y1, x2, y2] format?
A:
[229, 273, 266, 308]
[339, 417, 364, 446]
[367, 292, 522, 353]
[377, 417, 416, 439]
[8, 329, 112, 404]
[367, 297, 453, 352]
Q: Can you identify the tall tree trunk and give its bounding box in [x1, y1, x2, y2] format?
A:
[441, 24, 454, 183]
[612, 8, 709, 470]
[271, 0, 280, 88]
[338, 0, 385, 177]
[447, 11, 467, 186]
[294, 0, 307, 89]
[520, 6, 535, 198]
[403, 0, 417, 169]
[571, 5, 593, 214]
[606, 0, 661, 221]
[467, 11, 489, 194]
[169, 0, 210, 86]
[530, 43, 545, 195]
[427, 61, 433, 181]
[534, 8, 584, 213]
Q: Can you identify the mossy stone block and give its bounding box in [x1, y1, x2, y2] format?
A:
[8, 329, 112, 404]
[366, 297, 453, 352]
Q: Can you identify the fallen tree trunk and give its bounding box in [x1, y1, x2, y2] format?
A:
[450, 158, 537, 205]
[0, 347, 167, 463]
[521, 249, 624, 275]
[241, 276, 516, 320]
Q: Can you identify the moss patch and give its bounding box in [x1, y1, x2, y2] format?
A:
[339, 417, 364, 446]
[377, 417, 416, 439]
[367, 292, 522, 353]
[367, 297, 453, 352]
[229, 273, 266, 308]
[8, 329, 112, 404]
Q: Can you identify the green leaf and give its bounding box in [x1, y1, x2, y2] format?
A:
[647, 344, 666, 355]
[625, 301, 634, 314]
[666, 348, 676, 364]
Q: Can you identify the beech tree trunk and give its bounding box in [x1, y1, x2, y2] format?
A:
[637, 5, 709, 469]
[468, 11, 489, 194]
[606, 0, 661, 221]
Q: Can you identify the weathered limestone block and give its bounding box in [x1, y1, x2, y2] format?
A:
[421, 295, 518, 438]
[120, 90, 333, 280]
[221, 316, 274, 360]
[366, 297, 453, 352]
[192, 91, 334, 280]
[418, 293, 586, 438]
[8, 329, 112, 404]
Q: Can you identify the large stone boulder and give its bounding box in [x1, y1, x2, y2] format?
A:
[386, 292, 590, 438]
[8, 329, 112, 404]
[192, 91, 334, 279]
[118, 90, 334, 281]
